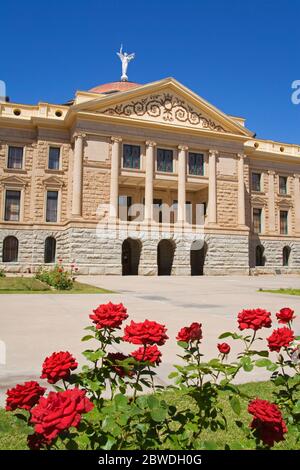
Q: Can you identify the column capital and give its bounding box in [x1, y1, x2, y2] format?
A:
[294, 173, 300, 179]
[268, 170, 276, 176]
[73, 132, 86, 141]
[178, 145, 189, 152]
[111, 136, 122, 143]
[145, 140, 156, 148]
[208, 149, 219, 157]
[237, 153, 246, 160]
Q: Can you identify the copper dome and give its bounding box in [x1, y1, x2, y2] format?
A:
[89, 81, 141, 94]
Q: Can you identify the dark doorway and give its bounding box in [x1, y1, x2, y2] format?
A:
[190, 240, 206, 275]
[44, 237, 56, 263]
[157, 239, 175, 275]
[282, 246, 291, 266]
[255, 245, 265, 267]
[122, 238, 141, 275]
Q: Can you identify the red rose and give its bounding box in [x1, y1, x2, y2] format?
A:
[89, 302, 128, 330]
[248, 398, 287, 447]
[105, 352, 134, 377]
[176, 322, 202, 343]
[267, 327, 295, 352]
[217, 343, 231, 355]
[123, 320, 168, 346]
[131, 345, 162, 365]
[31, 388, 93, 441]
[238, 308, 272, 331]
[276, 307, 295, 324]
[27, 433, 51, 450]
[6, 381, 46, 411]
[41, 351, 78, 384]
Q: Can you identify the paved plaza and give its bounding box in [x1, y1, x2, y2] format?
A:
[1, 275, 300, 405]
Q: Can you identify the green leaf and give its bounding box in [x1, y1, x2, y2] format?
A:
[102, 436, 116, 450]
[81, 335, 94, 342]
[255, 358, 272, 367]
[177, 341, 189, 349]
[202, 440, 218, 450]
[229, 396, 241, 415]
[241, 356, 253, 372]
[218, 332, 234, 339]
[292, 400, 300, 414]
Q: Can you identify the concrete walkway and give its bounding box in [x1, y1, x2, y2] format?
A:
[1, 275, 300, 405]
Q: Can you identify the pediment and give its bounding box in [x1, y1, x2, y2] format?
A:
[75, 78, 253, 137]
[251, 195, 267, 206]
[0, 175, 28, 186]
[42, 175, 64, 187]
[277, 197, 293, 207]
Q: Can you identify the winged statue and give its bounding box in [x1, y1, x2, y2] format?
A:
[117, 45, 135, 81]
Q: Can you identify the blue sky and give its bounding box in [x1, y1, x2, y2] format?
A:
[1, 0, 300, 143]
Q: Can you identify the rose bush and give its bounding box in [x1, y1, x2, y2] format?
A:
[5, 301, 300, 450]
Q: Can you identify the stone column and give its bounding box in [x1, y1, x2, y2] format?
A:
[268, 170, 276, 233]
[208, 149, 218, 225]
[294, 174, 300, 234]
[109, 136, 122, 220]
[237, 153, 246, 227]
[72, 133, 85, 217]
[177, 145, 188, 223]
[144, 141, 156, 221]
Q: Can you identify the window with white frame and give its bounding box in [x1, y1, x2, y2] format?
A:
[4, 190, 21, 221]
[7, 146, 23, 169]
[46, 191, 58, 222]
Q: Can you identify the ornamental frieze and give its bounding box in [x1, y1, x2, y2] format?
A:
[101, 93, 227, 133]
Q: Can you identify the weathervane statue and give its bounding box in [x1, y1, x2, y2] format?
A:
[117, 45, 135, 82]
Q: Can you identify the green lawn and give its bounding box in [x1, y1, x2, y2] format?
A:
[260, 288, 300, 296]
[0, 277, 112, 294]
[0, 380, 298, 450]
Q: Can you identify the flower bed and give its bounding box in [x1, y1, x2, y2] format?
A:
[5, 304, 300, 450]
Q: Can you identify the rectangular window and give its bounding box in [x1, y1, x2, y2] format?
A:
[5, 190, 21, 221]
[157, 149, 173, 172]
[7, 146, 23, 169]
[123, 144, 140, 169]
[280, 210, 288, 234]
[188, 153, 204, 176]
[48, 147, 60, 170]
[253, 208, 262, 233]
[279, 176, 287, 195]
[118, 195, 132, 221]
[46, 191, 58, 222]
[252, 172, 261, 192]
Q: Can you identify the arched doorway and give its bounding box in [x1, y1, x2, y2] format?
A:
[190, 240, 206, 276]
[122, 238, 141, 275]
[255, 245, 265, 267]
[157, 239, 175, 275]
[282, 246, 291, 266]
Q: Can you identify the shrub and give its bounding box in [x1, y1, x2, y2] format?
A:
[35, 259, 76, 290]
[5, 303, 300, 450]
[0, 268, 6, 278]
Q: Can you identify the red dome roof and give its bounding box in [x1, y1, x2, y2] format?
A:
[89, 81, 141, 94]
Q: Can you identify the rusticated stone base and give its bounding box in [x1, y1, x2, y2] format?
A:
[1, 227, 300, 276]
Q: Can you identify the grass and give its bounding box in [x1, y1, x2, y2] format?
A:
[260, 288, 300, 296]
[0, 380, 298, 450]
[0, 277, 112, 294]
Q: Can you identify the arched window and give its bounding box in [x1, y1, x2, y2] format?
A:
[44, 237, 56, 264]
[255, 245, 264, 267]
[2, 236, 18, 262]
[282, 246, 291, 267]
